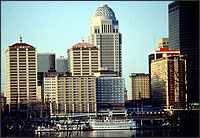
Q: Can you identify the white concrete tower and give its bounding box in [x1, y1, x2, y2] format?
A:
[88, 4, 122, 76]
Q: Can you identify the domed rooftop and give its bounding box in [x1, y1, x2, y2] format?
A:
[92, 4, 116, 20]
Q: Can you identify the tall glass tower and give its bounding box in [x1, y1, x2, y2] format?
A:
[168, 1, 199, 104]
[88, 4, 122, 76]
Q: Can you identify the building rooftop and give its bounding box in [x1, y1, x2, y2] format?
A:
[92, 4, 116, 20]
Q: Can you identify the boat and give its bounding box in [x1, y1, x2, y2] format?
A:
[35, 126, 56, 132]
[89, 118, 136, 130]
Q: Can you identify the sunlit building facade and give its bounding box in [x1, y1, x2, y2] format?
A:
[130, 73, 150, 100]
[5, 36, 37, 110]
[68, 39, 100, 76]
[151, 55, 187, 108]
[88, 4, 122, 76]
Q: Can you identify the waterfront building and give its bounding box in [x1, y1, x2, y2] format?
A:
[56, 56, 68, 72]
[158, 38, 169, 48]
[68, 38, 100, 76]
[5, 36, 37, 111]
[88, 4, 122, 76]
[129, 73, 150, 100]
[94, 68, 124, 110]
[168, 1, 199, 103]
[148, 47, 180, 103]
[151, 55, 187, 108]
[43, 72, 96, 114]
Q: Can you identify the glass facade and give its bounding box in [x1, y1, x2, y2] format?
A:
[37, 53, 55, 72]
[56, 58, 68, 72]
[96, 77, 124, 110]
[168, 1, 199, 103]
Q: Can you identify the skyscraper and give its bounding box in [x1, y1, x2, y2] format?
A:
[88, 4, 122, 76]
[151, 55, 187, 108]
[56, 56, 68, 72]
[5, 36, 37, 111]
[168, 1, 199, 103]
[148, 46, 180, 103]
[68, 38, 100, 76]
[37, 53, 56, 72]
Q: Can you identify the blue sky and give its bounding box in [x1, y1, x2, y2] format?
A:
[1, 1, 171, 99]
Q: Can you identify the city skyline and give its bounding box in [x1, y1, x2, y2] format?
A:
[1, 1, 171, 99]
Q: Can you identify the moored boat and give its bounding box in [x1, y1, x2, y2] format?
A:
[89, 119, 136, 130]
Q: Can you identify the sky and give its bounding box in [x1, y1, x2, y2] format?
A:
[1, 1, 171, 99]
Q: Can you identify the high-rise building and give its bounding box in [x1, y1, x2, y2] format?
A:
[37, 53, 56, 72]
[88, 4, 122, 76]
[94, 68, 124, 110]
[43, 72, 96, 114]
[68, 38, 100, 76]
[56, 56, 68, 72]
[148, 47, 180, 103]
[151, 55, 187, 108]
[129, 73, 150, 100]
[5, 36, 37, 111]
[168, 1, 199, 103]
[158, 38, 169, 48]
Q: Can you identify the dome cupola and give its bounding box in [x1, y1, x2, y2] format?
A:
[92, 4, 116, 20]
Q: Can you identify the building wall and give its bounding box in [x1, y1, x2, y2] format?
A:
[151, 55, 186, 108]
[43, 72, 96, 113]
[68, 45, 100, 76]
[37, 53, 55, 72]
[130, 73, 150, 100]
[95, 76, 124, 110]
[5, 41, 37, 110]
[56, 56, 68, 72]
[158, 38, 169, 48]
[88, 4, 122, 76]
[168, 1, 199, 103]
[151, 59, 169, 108]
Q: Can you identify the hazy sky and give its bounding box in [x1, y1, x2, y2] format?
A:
[1, 1, 171, 99]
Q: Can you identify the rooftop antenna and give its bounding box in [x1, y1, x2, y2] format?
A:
[80, 37, 84, 43]
[18, 35, 22, 43]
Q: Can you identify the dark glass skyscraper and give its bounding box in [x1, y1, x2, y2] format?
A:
[37, 53, 56, 72]
[168, 1, 199, 103]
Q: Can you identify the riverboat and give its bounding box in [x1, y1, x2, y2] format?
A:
[35, 126, 56, 132]
[89, 119, 136, 130]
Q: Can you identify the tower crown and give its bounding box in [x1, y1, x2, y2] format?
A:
[92, 4, 116, 20]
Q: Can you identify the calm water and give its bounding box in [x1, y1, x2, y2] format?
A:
[36, 128, 198, 137]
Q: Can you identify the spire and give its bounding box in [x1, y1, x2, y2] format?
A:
[80, 37, 84, 43]
[18, 35, 22, 43]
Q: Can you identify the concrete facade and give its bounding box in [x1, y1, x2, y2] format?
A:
[130, 73, 150, 100]
[68, 39, 100, 76]
[151, 55, 187, 108]
[5, 36, 37, 110]
[88, 4, 122, 76]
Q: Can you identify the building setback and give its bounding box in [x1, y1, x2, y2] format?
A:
[5, 36, 37, 110]
[129, 73, 150, 100]
[88, 4, 122, 76]
[168, 1, 199, 103]
[151, 55, 186, 108]
[68, 38, 100, 76]
[158, 38, 169, 49]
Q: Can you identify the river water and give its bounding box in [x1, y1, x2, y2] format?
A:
[36, 128, 198, 137]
